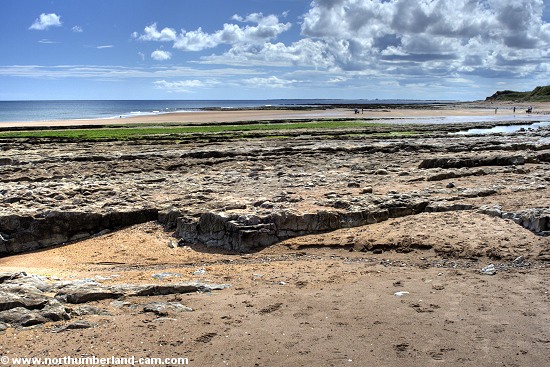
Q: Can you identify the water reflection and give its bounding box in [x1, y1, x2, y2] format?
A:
[451, 121, 550, 135]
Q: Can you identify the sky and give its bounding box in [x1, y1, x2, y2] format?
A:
[1, 0, 550, 101]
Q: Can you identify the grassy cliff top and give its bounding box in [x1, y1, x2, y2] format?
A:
[486, 86, 550, 102]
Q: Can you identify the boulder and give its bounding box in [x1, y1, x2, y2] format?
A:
[0, 307, 48, 327]
[0, 285, 51, 311]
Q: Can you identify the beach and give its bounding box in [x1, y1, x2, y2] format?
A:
[0, 102, 549, 366]
[1, 101, 549, 128]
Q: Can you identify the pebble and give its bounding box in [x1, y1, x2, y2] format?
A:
[481, 264, 497, 275]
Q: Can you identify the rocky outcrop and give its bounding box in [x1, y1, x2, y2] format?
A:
[1, 124, 549, 256]
[478, 205, 550, 235]
[174, 192, 550, 252]
[0, 272, 228, 329]
[0, 209, 158, 256]
[55, 281, 229, 304]
[175, 198, 431, 252]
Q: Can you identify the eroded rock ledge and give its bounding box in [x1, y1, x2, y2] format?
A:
[0, 209, 158, 255]
[0, 271, 228, 329]
[1, 125, 549, 255]
[173, 205, 550, 252]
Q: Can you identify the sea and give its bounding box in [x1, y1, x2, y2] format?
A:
[0, 99, 448, 123]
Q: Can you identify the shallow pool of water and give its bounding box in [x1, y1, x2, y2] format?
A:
[451, 121, 550, 135]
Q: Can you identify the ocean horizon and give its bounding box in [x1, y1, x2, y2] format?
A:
[0, 99, 455, 123]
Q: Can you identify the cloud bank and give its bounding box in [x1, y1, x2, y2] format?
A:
[133, 1, 550, 80]
[299, 0, 550, 77]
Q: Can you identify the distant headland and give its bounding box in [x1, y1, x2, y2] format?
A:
[486, 85, 550, 102]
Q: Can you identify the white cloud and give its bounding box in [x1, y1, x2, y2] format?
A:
[133, 23, 177, 42]
[242, 76, 297, 88]
[201, 38, 334, 68]
[96, 45, 114, 49]
[29, 13, 62, 31]
[134, 13, 291, 52]
[72, 26, 83, 33]
[153, 79, 211, 93]
[151, 50, 172, 61]
[0, 65, 261, 80]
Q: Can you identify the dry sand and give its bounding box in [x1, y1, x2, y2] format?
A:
[1, 217, 548, 367]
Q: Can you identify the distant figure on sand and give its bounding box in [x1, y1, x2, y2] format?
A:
[526, 106, 533, 113]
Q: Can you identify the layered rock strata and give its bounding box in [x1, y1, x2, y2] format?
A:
[1, 122, 549, 254]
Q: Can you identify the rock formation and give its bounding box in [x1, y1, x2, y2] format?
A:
[0, 271, 228, 328]
[1, 122, 549, 255]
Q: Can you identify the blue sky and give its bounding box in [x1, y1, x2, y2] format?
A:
[1, 0, 549, 101]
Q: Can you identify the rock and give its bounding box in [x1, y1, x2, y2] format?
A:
[481, 264, 497, 275]
[142, 302, 193, 316]
[0, 272, 27, 283]
[460, 188, 498, 198]
[71, 305, 111, 316]
[38, 301, 71, 321]
[361, 187, 373, 194]
[425, 202, 475, 212]
[515, 208, 550, 233]
[55, 280, 229, 304]
[0, 307, 48, 327]
[419, 155, 526, 169]
[537, 248, 550, 261]
[513, 256, 525, 264]
[8, 275, 52, 292]
[110, 300, 135, 309]
[394, 291, 410, 297]
[55, 284, 125, 304]
[52, 320, 96, 333]
[0, 209, 159, 256]
[119, 282, 229, 297]
[0, 285, 51, 311]
[152, 272, 181, 280]
[478, 205, 503, 218]
[260, 201, 274, 209]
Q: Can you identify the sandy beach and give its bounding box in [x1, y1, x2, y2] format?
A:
[0, 101, 549, 367]
[2, 101, 550, 128]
